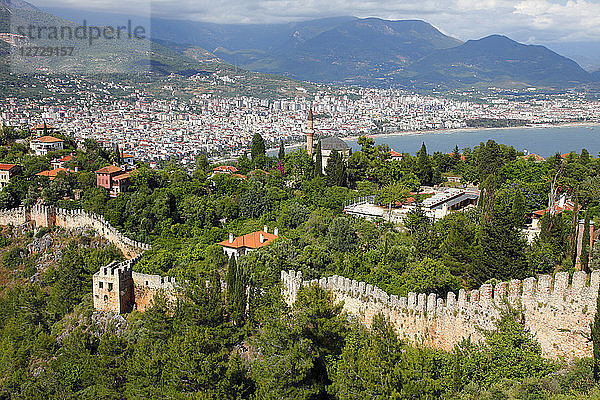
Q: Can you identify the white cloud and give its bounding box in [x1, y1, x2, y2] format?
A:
[514, 0, 600, 41]
[29, 0, 600, 44]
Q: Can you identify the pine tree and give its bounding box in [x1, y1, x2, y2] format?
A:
[237, 151, 252, 174]
[278, 140, 285, 160]
[581, 211, 591, 272]
[251, 132, 266, 169]
[591, 284, 600, 381]
[511, 190, 526, 227]
[314, 138, 323, 177]
[452, 145, 461, 163]
[477, 205, 528, 284]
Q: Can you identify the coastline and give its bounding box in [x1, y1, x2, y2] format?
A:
[342, 121, 600, 143]
[265, 121, 600, 157]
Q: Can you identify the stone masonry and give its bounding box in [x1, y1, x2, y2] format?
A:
[0, 205, 175, 313]
[282, 269, 600, 360]
[0, 205, 151, 259]
[92, 254, 178, 313]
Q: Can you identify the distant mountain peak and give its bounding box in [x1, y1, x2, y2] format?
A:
[0, 0, 38, 11]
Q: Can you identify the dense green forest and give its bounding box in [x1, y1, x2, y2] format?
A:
[0, 125, 599, 398]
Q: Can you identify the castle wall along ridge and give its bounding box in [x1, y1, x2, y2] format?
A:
[0, 205, 175, 313]
[0, 205, 150, 258]
[282, 269, 600, 360]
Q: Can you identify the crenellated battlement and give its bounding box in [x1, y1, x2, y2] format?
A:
[0, 207, 27, 226]
[0, 205, 150, 258]
[93, 253, 177, 313]
[281, 270, 600, 360]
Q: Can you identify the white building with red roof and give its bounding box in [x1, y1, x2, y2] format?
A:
[30, 135, 64, 156]
[0, 164, 20, 188]
[218, 226, 279, 258]
[531, 194, 578, 229]
[389, 149, 403, 160]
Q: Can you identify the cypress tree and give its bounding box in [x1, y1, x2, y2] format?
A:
[581, 148, 590, 164]
[226, 254, 237, 307]
[568, 189, 581, 265]
[233, 263, 247, 325]
[251, 132, 266, 169]
[511, 190, 526, 227]
[325, 148, 345, 187]
[591, 284, 600, 382]
[452, 352, 462, 393]
[416, 142, 433, 186]
[278, 140, 285, 160]
[314, 138, 323, 177]
[114, 144, 122, 165]
[581, 211, 591, 272]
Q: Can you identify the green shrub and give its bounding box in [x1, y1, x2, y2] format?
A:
[1, 246, 24, 270]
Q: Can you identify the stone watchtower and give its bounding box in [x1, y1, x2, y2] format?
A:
[93, 260, 134, 313]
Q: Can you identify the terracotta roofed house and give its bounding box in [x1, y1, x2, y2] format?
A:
[36, 167, 69, 181]
[219, 226, 279, 258]
[51, 154, 75, 170]
[96, 165, 131, 197]
[212, 165, 238, 174]
[30, 135, 64, 156]
[389, 150, 403, 160]
[0, 164, 20, 188]
[122, 152, 134, 166]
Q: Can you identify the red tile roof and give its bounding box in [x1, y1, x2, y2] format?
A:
[533, 198, 578, 217]
[0, 163, 17, 171]
[390, 150, 402, 158]
[213, 165, 238, 173]
[449, 152, 466, 161]
[113, 172, 130, 181]
[36, 135, 63, 143]
[218, 230, 278, 249]
[95, 165, 123, 174]
[34, 123, 54, 130]
[36, 168, 69, 180]
[521, 153, 546, 162]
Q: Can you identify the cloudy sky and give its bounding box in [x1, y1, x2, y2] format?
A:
[32, 0, 600, 42]
[34, 0, 600, 67]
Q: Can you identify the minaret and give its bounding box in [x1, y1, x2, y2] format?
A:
[306, 107, 314, 156]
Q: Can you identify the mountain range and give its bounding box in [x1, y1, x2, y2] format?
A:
[3, 2, 600, 90]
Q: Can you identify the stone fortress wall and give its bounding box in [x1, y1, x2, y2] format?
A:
[0, 205, 173, 313]
[93, 254, 177, 313]
[282, 269, 600, 360]
[0, 204, 151, 258]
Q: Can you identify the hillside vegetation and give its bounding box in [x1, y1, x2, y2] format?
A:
[0, 126, 598, 397]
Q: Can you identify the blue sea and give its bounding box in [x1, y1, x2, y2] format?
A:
[344, 125, 600, 157]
